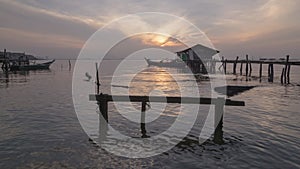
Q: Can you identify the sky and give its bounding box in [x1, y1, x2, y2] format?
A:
[0, 0, 299, 59]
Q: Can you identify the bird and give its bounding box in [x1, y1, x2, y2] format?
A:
[84, 72, 92, 81]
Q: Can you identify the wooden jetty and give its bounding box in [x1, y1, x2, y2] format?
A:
[219, 55, 300, 84]
[89, 94, 245, 144]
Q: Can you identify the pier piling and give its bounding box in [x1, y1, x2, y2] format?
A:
[213, 97, 225, 144]
[141, 101, 147, 137]
[281, 68, 285, 84]
[233, 56, 239, 74]
[240, 62, 243, 76]
[284, 55, 289, 84]
[287, 64, 291, 84]
[259, 62, 263, 82]
[224, 59, 227, 74]
[245, 55, 249, 78]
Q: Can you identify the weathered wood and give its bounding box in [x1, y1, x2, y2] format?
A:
[98, 95, 108, 122]
[270, 64, 274, 83]
[249, 61, 252, 77]
[141, 101, 147, 138]
[287, 64, 291, 84]
[281, 68, 285, 84]
[90, 94, 244, 144]
[240, 62, 243, 75]
[284, 55, 289, 84]
[259, 62, 263, 82]
[268, 64, 271, 82]
[233, 56, 239, 74]
[218, 59, 300, 65]
[68, 60, 71, 71]
[2, 49, 9, 71]
[89, 94, 245, 106]
[213, 97, 225, 144]
[245, 55, 249, 77]
[95, 63, 100, 94]
[224, 59, 227, 74]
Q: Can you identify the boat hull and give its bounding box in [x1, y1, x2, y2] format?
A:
[145, 58, 186, 68]
[10, 60, 55, 71]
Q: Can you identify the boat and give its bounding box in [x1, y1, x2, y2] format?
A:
[144, 57, 186, 68]
[10, 60, 55, 71]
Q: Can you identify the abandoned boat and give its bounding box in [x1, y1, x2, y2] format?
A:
[10, 60, 55, 71]
[144, 58, 186, 68]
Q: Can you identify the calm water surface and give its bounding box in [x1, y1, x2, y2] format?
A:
[0, 60, 300, 168]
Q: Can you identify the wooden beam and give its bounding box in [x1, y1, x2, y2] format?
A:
[89, 94, 245, 106]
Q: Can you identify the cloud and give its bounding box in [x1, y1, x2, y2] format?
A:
[0, 0, 299, 58]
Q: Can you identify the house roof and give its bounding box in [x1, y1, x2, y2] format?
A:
[176, 44, 219, 58]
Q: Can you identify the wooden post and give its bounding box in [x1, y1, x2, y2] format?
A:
[281, 68, 285, 84]
[3, 49, 9, 71]
[240, 62, 243, 75]
[249, 61, 252, 77]
[213, 97, 225, 144]
[141, 101, 147, 138]
[68, 60, 71, 71]
[284, 55, 289, 84]
[98, 99, 108, 143]
[259, 62, 262, 82]
[287, 64, 291, 84]
[224, 59, 227, 74]
[245, 55, 249, 77]
[270, 64, 274, 83]
[95, 63, 100, 94]
[213, 60, 216, 74]
[99, 95, 108, 122]
[233, 56, 239, 74]
[268, 64, 271, 82]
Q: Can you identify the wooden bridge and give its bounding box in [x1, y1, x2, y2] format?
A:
[219, 55, 300, 84]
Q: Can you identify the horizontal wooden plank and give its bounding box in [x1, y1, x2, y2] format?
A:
[217, 60, 300, 65]
[89, 94, 245, 106]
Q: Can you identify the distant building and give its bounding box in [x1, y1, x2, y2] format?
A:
[0, 50, 37, 61]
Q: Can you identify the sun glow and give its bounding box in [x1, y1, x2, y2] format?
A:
[139, 34, 181, 47]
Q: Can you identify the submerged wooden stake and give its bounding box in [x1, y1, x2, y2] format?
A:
[245, 55, 249, 77]
[287, 64, 291, 84]
[281, 68, 285, 84]
[284, 55, 289, 84]
[224, 59, 227, 74]
[240, 62, 243, 75]
[233, 56, 239, 74]
[68, 60, 71, 71]
[249, 61, 252, 77]
[141, 101, 147, 138]
[259, 62, 263, 82]
[213, 97, 225, 144]
[95, 63, 100, 94]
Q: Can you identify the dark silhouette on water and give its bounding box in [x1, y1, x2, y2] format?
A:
[214, 85, 256, 97]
